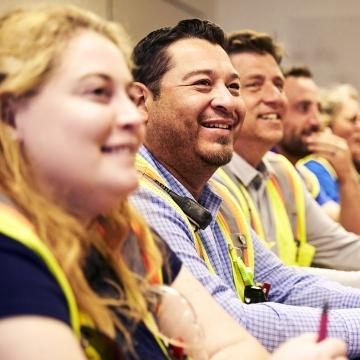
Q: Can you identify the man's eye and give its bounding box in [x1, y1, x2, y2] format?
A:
[194, 79, 211, 86]
[274, 81, 284, 91]
[347, 115, 358, 124]
[243, 82, 261, 90]
[228, 82, 240, 95]
[298, 104, 309, 113]
[228, 82, 240, 90]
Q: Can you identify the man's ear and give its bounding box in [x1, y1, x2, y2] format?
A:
[131, 82, 152, 123]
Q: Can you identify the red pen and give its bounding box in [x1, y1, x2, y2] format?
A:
[317, 302, 329, 342]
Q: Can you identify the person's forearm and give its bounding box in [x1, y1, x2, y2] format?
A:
[172, 267, 270, 360]
[303, 186, 360, 271]
[211, 342, 270, 360]
[132, 189, 360, 356]
[292, 266, 360, 289]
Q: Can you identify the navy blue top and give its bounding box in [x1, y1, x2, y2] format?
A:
[0, 232, 70, 324]
[0, 231, 182, 359]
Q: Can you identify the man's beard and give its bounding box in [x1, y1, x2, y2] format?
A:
[353, 159, 360, 174]
[280, 126, 320, 158]
[280, 136, 311, 158]
[199, 136, 233, 166]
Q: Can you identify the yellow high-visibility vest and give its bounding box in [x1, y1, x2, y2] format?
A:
[296, 162, 321, 200]
[136, 154, 255, 301]
[216, 153, 315, 267]
[0, 197, 170, 359]
[297, 155, 338, 200]
[0, 201, 88, 348]
[298, 155, 337, 180]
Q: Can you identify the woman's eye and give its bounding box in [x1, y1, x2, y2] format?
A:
[93, 87, 110, 96]
[88, 86, 112, 102]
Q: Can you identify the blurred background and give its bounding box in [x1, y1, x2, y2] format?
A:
[2, 0, 360, 89]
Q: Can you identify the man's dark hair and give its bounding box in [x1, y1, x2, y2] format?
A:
[226, 29, 283, 65]
[132, 18, 226, 98]
[283, 65, 313, 78]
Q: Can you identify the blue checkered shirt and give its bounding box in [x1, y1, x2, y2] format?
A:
[131, 146, 360, 358]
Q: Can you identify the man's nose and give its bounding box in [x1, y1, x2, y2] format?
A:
[308, 106, 322, 129]
[262, 83, 285, 106]
[211, 85, 245, 124]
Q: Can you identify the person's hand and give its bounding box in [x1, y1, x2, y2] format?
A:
[347, 132, 360, 164]
[270, 334, 347, 360]
[147, 285, 207, 360]
[307, 129, 356, 183]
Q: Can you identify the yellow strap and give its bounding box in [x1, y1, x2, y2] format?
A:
[215, 168, 266, 242]
[0, 199, 171, 359]
[215, 169, 251, 222]
[78, 314, 102, 360]
[296, 163, 321, 199]
[238, 184, 266, 242]
[130, 219, 164, 285]
[217, 212, 252, 301]
[209, 178, 255, 298]
[137, 155, 217, 276]
[272, 155, 315, 266]
[193, 234, 217, 276]
[209, 178, 254, 271]
[217, 167, 296, 264]
[143, 312, 172, 359]
[0, 203, 81, 336]
[136, 155, 251, 299]
[276, 159, 306, 243]
[218, 155, 315, 267]
[266, 177, 297, 265]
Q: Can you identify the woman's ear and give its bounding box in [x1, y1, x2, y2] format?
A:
[131, 82, 151, 123]
[1, 94, 22, 141]
[1, 94, 16, 126]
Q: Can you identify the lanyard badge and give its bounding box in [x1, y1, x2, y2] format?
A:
[230, 233, 271, 304]
[244, 282, 271, 304]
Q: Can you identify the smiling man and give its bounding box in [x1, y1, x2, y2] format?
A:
[279, 67, 360, 233]
[130, 20, 360, 357]
[278, 67, 322, 164]
[132, 28, 243, 199]
[221, 29, 360, 279]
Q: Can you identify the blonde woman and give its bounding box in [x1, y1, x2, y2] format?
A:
[0, 5, 346, 360]
[323, 84, 360, 173]
[299, 83, 360, 231]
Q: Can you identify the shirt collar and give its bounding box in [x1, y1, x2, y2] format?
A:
[226, 152, 274, 189]
[139, 145, 223, 220]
